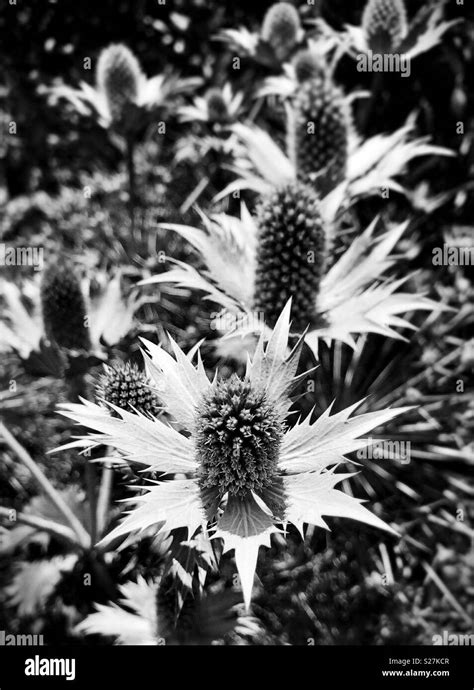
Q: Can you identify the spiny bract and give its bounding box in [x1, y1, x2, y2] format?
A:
[40, 264, 91, 351]
[95, 361, 161, 417]
[253, 182, 326, 331]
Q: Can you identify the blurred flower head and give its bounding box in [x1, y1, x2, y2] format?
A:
[291, 72, 350, 196]
[48, 43, 201, 134]
[292, 47, 325, 83]
[362, 0, 408, 53]
[178, 83, 245, 126]
[41, 263, 91, 351]
[344, 0, 458, 60]
[217, 1, 304, 68]
[0, 267, 142, 366]
[223, 85, 453, 219]
[261, 2, 302, 62]
[97, 44, 142, 125]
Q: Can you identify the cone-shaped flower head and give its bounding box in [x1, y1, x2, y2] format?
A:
[292, 49, 323, 83]
[96, 361, 161, 418]
[40, 264, 90, 351]
[58, 304, 406, 610]
[205, 88, 230, 124]
[97, 44, 141, 123]
[197, 375, 284, 497]
[261, 2, 301, 62]
[362, 0, 408, 52]
[292, 73, 349, 195]
[142, 212, 448, 358]
[253, 182, 326, 331]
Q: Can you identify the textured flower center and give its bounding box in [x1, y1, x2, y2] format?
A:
[196, 376, 283, 498]
[95, 361, 161, 418]
[261, 2, 301, 62]
[97, 44, 141, 123]
[362, 0, 408, 52]
[206, 88, 229, 123]
[40, 264, 91, 351]
[292, 74, 349, 196]
[253, 182, 327, 331]
[293, 49, 323, 84]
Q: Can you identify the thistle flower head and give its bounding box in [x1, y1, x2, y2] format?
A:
[196, 375, 283, 498]
[58, 304, 406, 610]
[40, 264, 90, 351]
[95, 361, 161, 418]
[205, 88, 230, 124]
[97, 44, 142, 123]
[253, 182, 326, 331]
[142, 213, 447, 360]
[292, 74, 349, 195]
[362, 0, 408, 52]
[292, 49, 324, 83]
[261, 2, 301, 62]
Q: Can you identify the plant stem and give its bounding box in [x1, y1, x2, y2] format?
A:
[0, 506, 80, 548]
[359, 71, 384, 135]
[66, 372, 98, 546]
[96, 462, 114, 538]
[85, 462, 98, 545]
[0, 421, 91, 548]
[126, 135, 136, 237]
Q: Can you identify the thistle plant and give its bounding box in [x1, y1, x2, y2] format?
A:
[50, 42, 199, 133]
[222, 101, 452, 220]
[3, 0, 470, 650]
[253, 183, 326, 330]
[292, 48, 323, 83]
[48, 43, 200, 234]
[58, 305, 410, 609]
[176, 84, 245, 170]
[96, 44, 142, 128]
[0, 277, 65, 377]
[1, 270, 141, 364]
[41, 264, 91, 352]
[143, 190, 446, 358]
[261, 2, 301, 62]
[344, 0, 458, 61]
[362, 0, 408, 53]
[205, 89, 231, 125]
[292, 73, 349, 195]
[217, 2, 303, 68]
